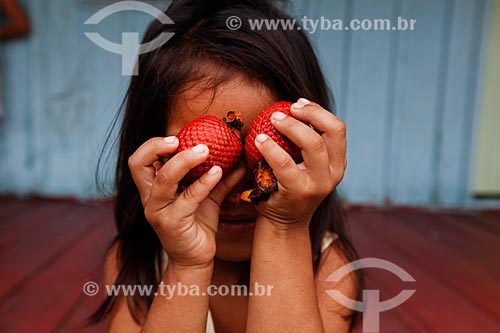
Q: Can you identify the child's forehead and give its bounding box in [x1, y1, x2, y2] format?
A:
[166, 77, 275, 136]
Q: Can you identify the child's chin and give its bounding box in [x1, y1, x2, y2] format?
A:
[215, 240, 253, 262]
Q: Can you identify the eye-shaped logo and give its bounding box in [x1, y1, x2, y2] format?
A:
[84, 1, 175, 76]
[326, 258, 416, 333]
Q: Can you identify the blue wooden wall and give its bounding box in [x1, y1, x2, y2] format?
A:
[0, 0, 493, 206]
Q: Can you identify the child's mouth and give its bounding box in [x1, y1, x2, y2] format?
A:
[219, 201, 258, 233]
[218, 218, 256, 233]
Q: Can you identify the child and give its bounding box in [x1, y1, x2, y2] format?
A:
[91, 0, 362, 331]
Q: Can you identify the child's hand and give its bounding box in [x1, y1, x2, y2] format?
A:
[128, 137, 245, 268]
[253, 99, 347, 228]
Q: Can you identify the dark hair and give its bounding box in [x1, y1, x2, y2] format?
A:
[90, 0, 362, 330]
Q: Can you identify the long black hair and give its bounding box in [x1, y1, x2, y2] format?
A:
[90, 0, 362, 330]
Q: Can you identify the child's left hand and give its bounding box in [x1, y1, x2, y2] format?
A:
[253, 98, 346, 228]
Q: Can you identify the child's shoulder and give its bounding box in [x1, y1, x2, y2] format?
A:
[317, 233, 353, 277]
[104, 240, 121, 284]
[315, 233, 358, 299]
[315, 234, 358, 319]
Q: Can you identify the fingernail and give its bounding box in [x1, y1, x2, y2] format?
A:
[299, 97, 311, 105]
[292, 101, 305, 109]
[208, 165, 220, 176]
[256, 133, 268, 143]
[192, 144, 206, 153]
[164, 136, 176, 144]
[272, 112, 286, 121]
[292, 98, 311, 110]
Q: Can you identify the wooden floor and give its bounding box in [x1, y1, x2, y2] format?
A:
[0, 197, 499, 333]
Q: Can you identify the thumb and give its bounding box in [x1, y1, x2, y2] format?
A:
[209, 165, 247, 205]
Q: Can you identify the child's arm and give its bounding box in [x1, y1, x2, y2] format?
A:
[103, 243, 214, 333]
[248, 217, 324, 331]
[121, 136, 244, 332]
[246, 99, 348, 332]
[142, 262, 214, 332]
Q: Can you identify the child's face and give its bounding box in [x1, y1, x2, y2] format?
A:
[167, 76, 276, 262]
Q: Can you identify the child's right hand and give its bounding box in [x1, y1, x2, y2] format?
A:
[128, 136, 245, 268]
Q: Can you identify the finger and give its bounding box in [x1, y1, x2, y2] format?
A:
[210, 165, 247, 204]
[254, 134, 302, 188]
[290, 99, 346, 172]
[172, 165, 223, 219]
[128, 136, 179, 202]
[270, 111, 330, 178]
[147, 144, 209, 211]
[289, 99, 339, 134]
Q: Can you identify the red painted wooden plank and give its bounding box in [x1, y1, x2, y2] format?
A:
[349, 226, 451, 332]
[0, 203, 111, 300]
[357, 210, 500, 319]
[477, 211, 500, 233]
[435, 210, 500, 237]
[349, 211, 500, 331]
[0, 205, 114, 332]
[0, 199, 45, 225]
[352, 310, 420, 333]
[1, 200, 497, 332]
[443, 211, 500, 237]
[0, 197, 29, 219]
[387, 211, 500, 277]
[0, 201, 75, 253]
[350, 271, 426, 333]
[348, 215, 435, 333]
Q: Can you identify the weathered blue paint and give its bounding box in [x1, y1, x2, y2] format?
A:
[0, 0, 494, 206]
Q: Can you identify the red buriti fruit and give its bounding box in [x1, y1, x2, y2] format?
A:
[237, 101, 303, 204]
[174, 111, 244, 186]
[245, 101, 302, 169]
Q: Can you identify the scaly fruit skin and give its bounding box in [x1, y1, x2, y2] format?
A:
[174, 113, 243, 186]
[245, 101, 302, 170]
[240, 101, 303, 204]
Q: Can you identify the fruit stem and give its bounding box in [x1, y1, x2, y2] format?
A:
[223, 111, 244, 140]
[233, 190, 253, 205]
[232, 161, 278, 205]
